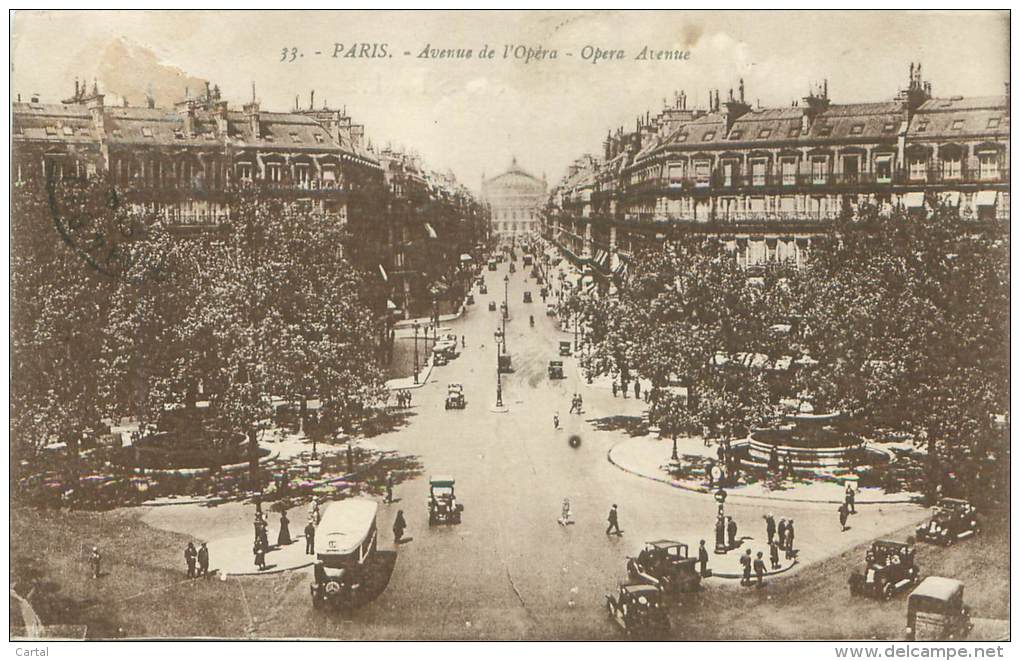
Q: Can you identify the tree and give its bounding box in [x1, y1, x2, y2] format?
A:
[10, 177, 122, 493]
[797, 201, 1009, 503]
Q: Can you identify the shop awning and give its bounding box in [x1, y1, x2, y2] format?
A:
[460, 253, 473, 262]
[975, 190, 998, 207]
[903, 192, 925, 208]
[424, 222, 438, 238]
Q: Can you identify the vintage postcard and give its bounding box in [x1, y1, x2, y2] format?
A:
[8, 9, 1011, 647]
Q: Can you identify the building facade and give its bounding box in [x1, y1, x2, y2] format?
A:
[545, 65, 1010, 288]
[12, 82, 489, 321]
[482, 158, 547, 238]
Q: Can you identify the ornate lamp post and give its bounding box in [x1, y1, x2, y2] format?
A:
[494, 330, 504, 409]
[412, 321, 420, 384]
[714, 488, 728, 554]
[503, 274, 509, 320]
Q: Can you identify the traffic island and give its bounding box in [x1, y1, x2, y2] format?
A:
[209, 533, 315, 577]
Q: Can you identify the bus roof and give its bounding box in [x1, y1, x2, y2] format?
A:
[910, 577, 964, 603]
[318, 498, 378, 555]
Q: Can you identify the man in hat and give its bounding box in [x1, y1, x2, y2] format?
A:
[698, 539, 710, 577]
[184, 542, 198, 578]
[605, 504, 621, 536]
[754, 551, 767, 588]
[739, 548, 752, 587]
[89, 546, 102, 579]
[198, 542, 210, 578]
[765, 513, 776, 546]
[304, 520, 316, 555]
[726, 516, 738, 550]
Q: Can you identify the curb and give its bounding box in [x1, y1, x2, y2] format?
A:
[606, 442, 921, 506]
[385, 360, 435, 391]
[223, 559, 316, 578]
[708, 559, 800, 581]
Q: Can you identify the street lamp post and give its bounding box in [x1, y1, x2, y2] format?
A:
[503, 274, 509, 320]
[573, 314, 579, 352]
[714, 488, 728, 554]
[494, 331, 504, 409]
[412, 321, 419, 385]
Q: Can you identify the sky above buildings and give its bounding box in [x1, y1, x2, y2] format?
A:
[12, 10, 1009, 193]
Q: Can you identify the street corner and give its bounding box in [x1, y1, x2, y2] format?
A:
[703, 538, 800, 584]
[209, 533, 316, 577]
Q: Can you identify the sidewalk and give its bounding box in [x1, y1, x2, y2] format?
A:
[385, 359, 435, 391]
[608, 435, 922, 505]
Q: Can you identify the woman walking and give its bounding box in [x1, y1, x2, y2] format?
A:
[277, 510, 292, 546]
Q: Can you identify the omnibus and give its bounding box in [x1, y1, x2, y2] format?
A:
[316, 497, 379, 569]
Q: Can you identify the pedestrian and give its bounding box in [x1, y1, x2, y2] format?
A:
[461, 335, 466, 348]
[717, 442, 726, 464]
[727, 516, 738, 550]
[347, 444, 354, 473]
[576, 393, 583, 413]
[715, 515, 726, 552]
[768, 445, 780, 473]
[88, 546, 102, 579]
[634, 380, 641, 399]
[754, 551, 767, 588]
[553, 412, 560, 430]
[739, 548, 752, 586]
[393, 509, 407, 543]
[559, 498, 573, 526]
[304, 520, 316, 555]
[765, 513, 776, 545]
[309, 499, 321, 527]
[612, 382, 618, 398]
[785, 520, 796, 559]
[706, 460, 716, 489]
[278, 510, 292, 546]
[839, 503, 849, 532]
[769, 539, 781, 570]
[777, 518, 789, 550]
[198, 542, 209, 577]
[184, 542, 197, 578]
[698, 539, 710, 577]
[253, 539, 267, 570]
[783, 451, 794, 478]
[385, 471, 395, 503]
[406, 391, 412, 408]
[845, 482, 856, 514]
[605, 504, 621, 536]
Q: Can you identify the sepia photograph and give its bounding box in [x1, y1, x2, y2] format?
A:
[7, 8, 1011, 646]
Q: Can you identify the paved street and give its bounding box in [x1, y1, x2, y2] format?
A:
[119, 257, 935, 640]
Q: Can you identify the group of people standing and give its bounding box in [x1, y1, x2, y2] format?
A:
[568, 393, 584, 415]
[252, 503, 294, 571]
[394, 390, 413, 408]
[184, 541, 210, 578]
[767, 445, 797, 478]
[839, 482, 858, 531]
[610, 379, 642, 400]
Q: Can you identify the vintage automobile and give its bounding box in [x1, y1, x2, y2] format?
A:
[311, 498, 379, 610]
[535, 275, 544, 285]
[626, 540, 702, 594]
[488, 301, 497, 312]
[605, 583, 670, 639]
[548, 360, 565, 379]
[523, 291, 533, 303]
[432, 351, 449, 367]
[488, 260, 498, 272]
[546, 302, 557, 316]
[559, 341, 573, 357]
[509, 262, 516, 273]
[906, 577, 972, 641]
[466, 294, 475, 305]
[427, 476, 464, 525]
[915, 498, 980, 546]
[479, 284, 488, 295]
[849, 540, 920, 600]
[498, 354, 513, 374]
[445, 383, 466, 410]
[523, 255, 534, 266]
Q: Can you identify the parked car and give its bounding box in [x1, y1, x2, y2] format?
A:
[626, 540, 702, 595]
[488, 301, 497, 312]
[428, 476, 463, 525]
[546, 303, 557, 316]
[916, 498, 979, 546]
[849, 540, 920, 600]
[906, 577, 972, 641]
[523, 255, 534, 266]
[466, 294, 475, 305]
[445, 383, 466, 410]
[488, 260, 497, 272]
[559, 341, 573, 356]
[523, 291, 533, 303]
[548, 360, 565, 379]
[605, 584, 670, 639]
[480, 284, 488, 295]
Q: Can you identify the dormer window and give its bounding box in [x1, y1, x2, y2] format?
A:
[729, 130, 743, 140]
[915, 121, 928, 132]
[111, 129, 123, 137]
[987, 117, 1000, 129]
[788, 127, 800, 138]
[951, 120, 964, 130]
[62, 126, 74, 136]
[173, 129, 185, 139]
[203, 133, 215, 141]
[817, 125, 832, 137]
[264, 133, 275, 142]
[290, 132, 302, 143]
[141, 127, 154, 138]
[849, 124, 864, 135]
[883, 122, 896, 132]
[676, 133, 688, 142]
[758, 129, 771, 138]
[702, 131, 716, 141]
[45, 126, 58, 136]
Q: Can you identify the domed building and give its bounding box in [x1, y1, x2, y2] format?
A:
[482, 157, 547, 238]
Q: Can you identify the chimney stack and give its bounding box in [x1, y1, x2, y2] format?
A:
[244, 82, 260, 139]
